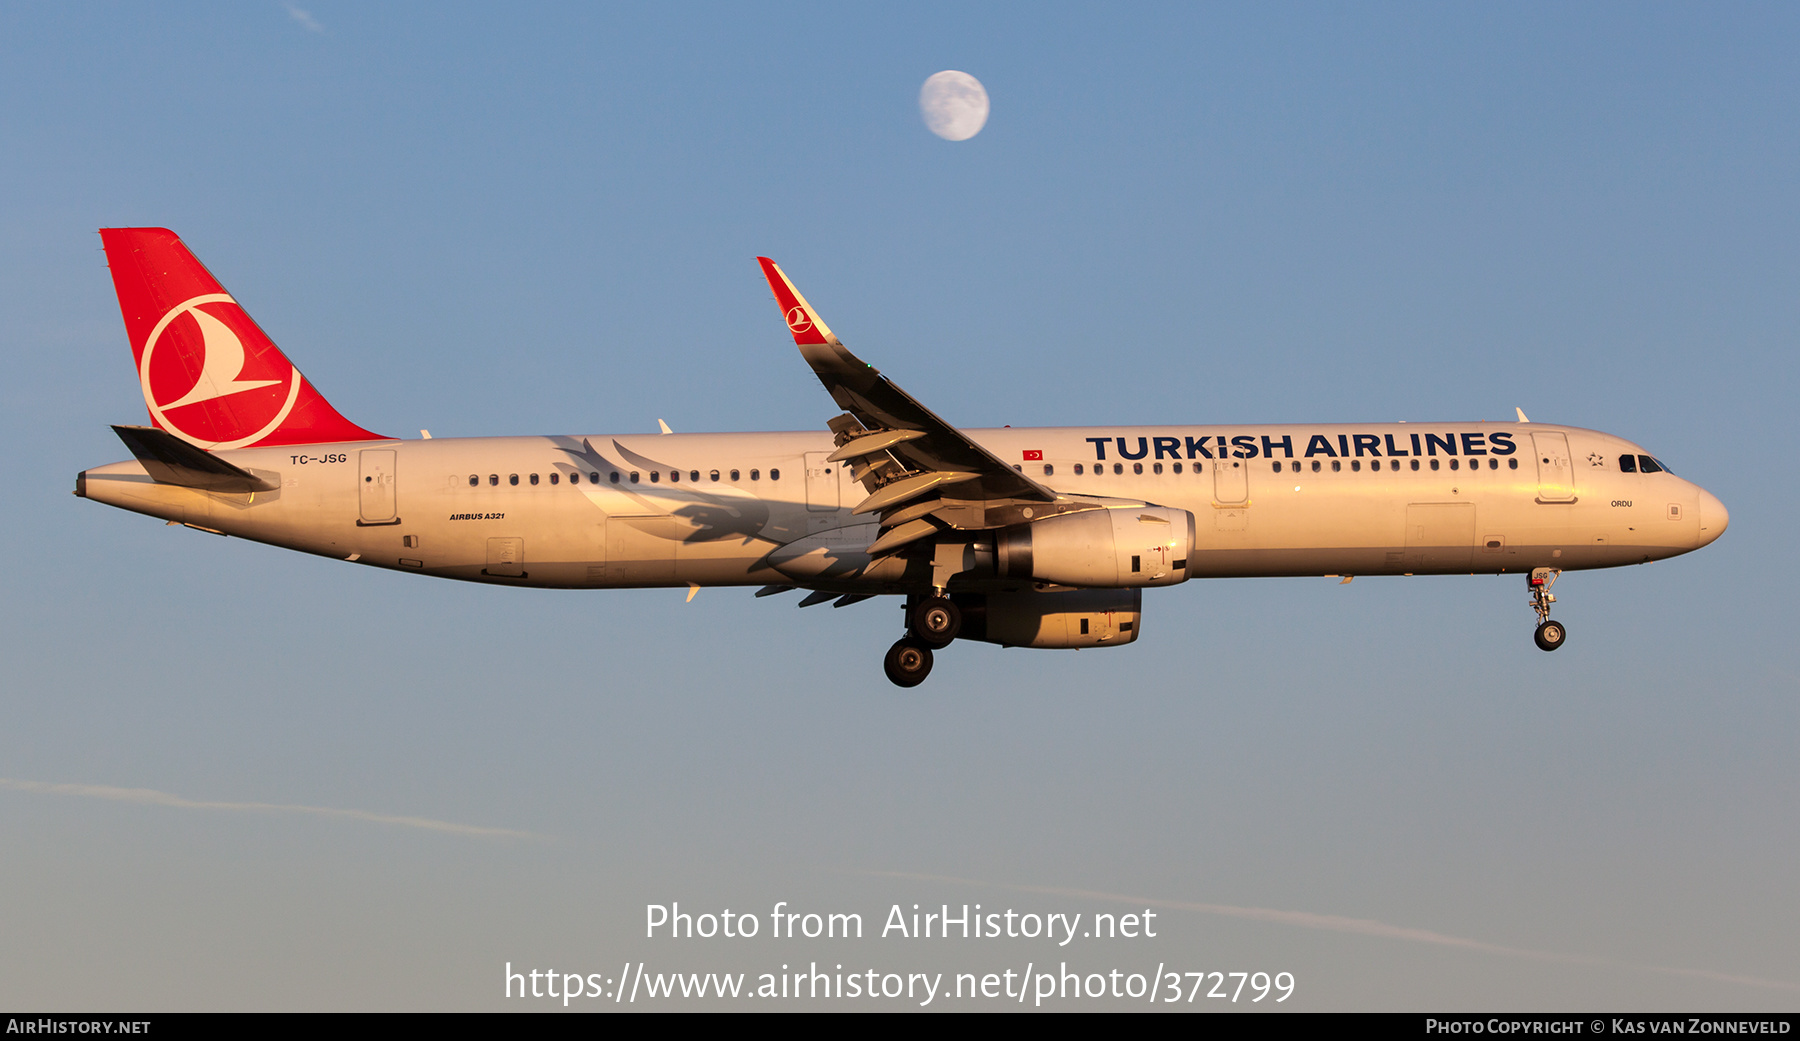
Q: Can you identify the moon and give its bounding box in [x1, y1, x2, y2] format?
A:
[919, 70, 989, 141]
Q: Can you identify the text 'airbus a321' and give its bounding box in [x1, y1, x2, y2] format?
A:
[78, 229, 1728, 685]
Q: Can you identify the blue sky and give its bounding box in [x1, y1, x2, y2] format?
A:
[0, 2, 1795, 1010]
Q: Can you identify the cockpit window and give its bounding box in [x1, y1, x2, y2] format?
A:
[1638, 455, 1663, 474]
[1619, 454, 1637, 473]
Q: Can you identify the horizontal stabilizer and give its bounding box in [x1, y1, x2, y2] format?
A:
[111, 425, 276, 492]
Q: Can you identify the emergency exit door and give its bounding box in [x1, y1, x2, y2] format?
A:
[1213, 456, 1249, 504]
[803, 451, 839, 512]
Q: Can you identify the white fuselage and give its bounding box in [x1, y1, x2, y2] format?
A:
[78, 422, 1727, 590]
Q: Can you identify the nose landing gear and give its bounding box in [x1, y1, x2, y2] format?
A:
[1529, 568, 1566, 651]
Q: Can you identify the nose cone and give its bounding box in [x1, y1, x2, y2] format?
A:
[1696, 489, 1729, 548]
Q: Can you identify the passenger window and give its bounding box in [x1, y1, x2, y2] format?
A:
[1331, 460, 1341, 472]
[468, 475, 478, 486]
[1487, 458, 1497, 470]
[609, 472, 620, 484]
[770, 468, 780, 480]
[1410, 459, 1419, 471]
[529, 473, 539, 485]
[1013, 464, 1022, 472]
[1074, 463, 1084, 475]
[1133, 463, 1143, 475]
[509, 474, 519, 486]
[1291, 461, 1301, 473]
[668, 470, 678, 483]
[1638, 455, 1662, 473]
[710, 470, 720, 481]
[1449, 459, 1460, 471]
[731, 469, 740, 481]
[1113, 463, 1123, 475]
[1193, 462, 1203, 473]
[1271, 461, 1281, 473]
[650, 471, 660, 483]
[1153, 463, 1163, 475]
[1311, 460, 1321, 473]
[690, 471, 699, 482]
[1430, 459, 1440, 471]
[1043, 464, 1054, 476]
[568, 472, 579, 484]
[489, 474, 499, 486]
[629, 472, 639, 484]
[1172, 462, 1182, 474]
[549, 473, 559, 485]
[1351, 460, 1361, 472]
[1508, 458, 1518, 470]
[751, 469, 760, 480]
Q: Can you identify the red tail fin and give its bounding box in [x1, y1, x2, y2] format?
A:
[99, 228, 386, 449]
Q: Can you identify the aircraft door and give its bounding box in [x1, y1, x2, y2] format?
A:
[804, 451, 839, 512]
[485, 537, 524, 578]
[1404, 503, 1475, 571]
[1531, 432, 1577, 503]
[358, 449, 398, 524]
[1213, 456, 1249, 504]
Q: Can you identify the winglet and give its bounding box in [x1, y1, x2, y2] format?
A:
[756, 258, 871, 380]
[756, 257, 838, 346]
[1516, 407, 1530, 423]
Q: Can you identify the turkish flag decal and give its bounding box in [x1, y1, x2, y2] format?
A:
[1022, 450, 1043, 461]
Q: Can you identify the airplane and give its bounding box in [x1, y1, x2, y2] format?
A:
[77, 228, 1729, 686]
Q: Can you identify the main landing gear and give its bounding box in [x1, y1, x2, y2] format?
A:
[1529, 568, 1566, 652]
[883, 594, 963, 687]
[883, 638, 934, 687]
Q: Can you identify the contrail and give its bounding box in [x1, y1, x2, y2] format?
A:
[866, 870, 1800, 994]
[0, 778, 541, 841]
[283, 3, 324, 33]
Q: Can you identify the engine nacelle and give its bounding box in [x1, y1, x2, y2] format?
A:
[953, 589, 1143, 649]
[993, 506, 1194, 588]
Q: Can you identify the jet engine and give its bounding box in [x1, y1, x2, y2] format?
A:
[993, 506, 1194, 587]
[952, 589, 1143, 649]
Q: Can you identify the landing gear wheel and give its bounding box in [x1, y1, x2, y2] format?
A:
[1534, 619, 1567, 652]
[910, 596, 962, 648]
[883, 638, 935, 687]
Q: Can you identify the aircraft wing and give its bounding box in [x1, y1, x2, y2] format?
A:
[756, 258, 1056, 540]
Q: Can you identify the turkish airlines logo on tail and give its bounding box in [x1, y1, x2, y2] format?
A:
[139, 294, 301, 449]
[785, 305, 814, 334]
